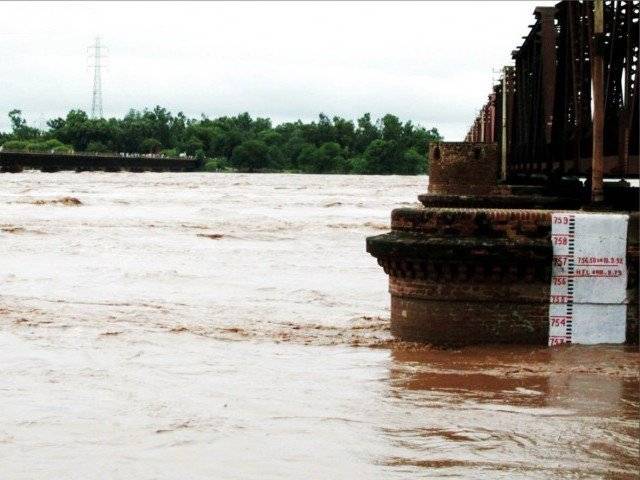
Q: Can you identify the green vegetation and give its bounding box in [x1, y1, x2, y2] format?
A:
[0, 107, 442, 174]
[1, 138, 73, 153]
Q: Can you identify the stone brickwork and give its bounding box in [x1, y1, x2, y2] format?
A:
[366, 141, 639, 347]
[389, 274, 549, 345]
[367, 207, 639, 346]
[427, 142, 500, 196]
[390, 296, 549, 345]
[391, 208, 552, 240]
[367, 207, 554, 346]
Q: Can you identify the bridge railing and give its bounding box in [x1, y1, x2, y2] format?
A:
[0, 148, 195, 161]
[466, 0, 639, 179]
[0, 150, 200, 172]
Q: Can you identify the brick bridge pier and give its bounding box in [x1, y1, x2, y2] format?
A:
[367, 142, 638, 346]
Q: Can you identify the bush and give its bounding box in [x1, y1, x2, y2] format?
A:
[202, 160, 218, 172]
[349, 156, 369, 174]
[267, 145, 288, 171]
[231, 140, 269, 172]
[52, 145, 73, 153]
[1, 140, 28, 151]
[296, 144, 319, 173]
[42, 139, 65, 150]
[26, 142, 49, 152]
[140, 138, 162, 154]
[86, 141, 109, 153]
[184, 138, 204, 156]
[2, 139, 73, 153]
[161, 148, 178, 157]
[401, 148, 425, 175]
[203, 157, 230, 172]
[363, 139, 398, 174]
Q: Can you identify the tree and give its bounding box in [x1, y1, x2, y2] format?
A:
[381, 114, 403, 143]
[315, 113, 335, 145]
[8, 109, 39, 140]
[332, 116, 355, 154]
[231, 140, 269, 172]
[8, 109, 26, 131]
[401, 148, 426, 175]
[317, 142, 345, 173]
[183, 137, 204, 156]
[267, 145, 288, 171]
[281, 131, 306, 169]
[86, 141, 109, 153]
[140, 138, 162, 154]
[56, 110, 91, 150]
[257, 130, 282, 147]
[195, 149, 206, 166]
[354, 113, 380, 154]
[363, 139, 398, 174]
[146, 105, 173, 146]
[349, 155, 369, 174]
[46, 117, 66, 133]
[296, 143, 319, 173]
[2, 106, 443, 175]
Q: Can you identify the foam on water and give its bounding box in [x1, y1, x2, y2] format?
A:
[0, 172, 637, 479]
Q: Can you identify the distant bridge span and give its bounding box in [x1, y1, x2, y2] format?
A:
[0, 151, 199, 173]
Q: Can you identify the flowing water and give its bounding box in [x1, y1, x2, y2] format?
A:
[1, 172, 638, 479]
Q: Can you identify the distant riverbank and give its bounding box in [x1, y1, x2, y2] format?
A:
[1, 108, 442, 175]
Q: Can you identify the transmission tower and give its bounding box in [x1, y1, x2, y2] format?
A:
[88, 36, 106, 118]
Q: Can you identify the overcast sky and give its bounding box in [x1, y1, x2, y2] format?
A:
[1, 1, 554, 139]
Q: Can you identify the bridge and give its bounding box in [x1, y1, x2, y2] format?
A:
[367, 0, 639, 347]
[466, 1, 639, 181]
[0, 150, 199, 173]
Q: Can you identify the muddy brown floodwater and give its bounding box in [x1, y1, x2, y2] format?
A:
[0, 172, 638, 479]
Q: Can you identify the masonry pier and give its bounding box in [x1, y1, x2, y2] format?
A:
[367, 1, 639, 346]
[367, 142, 638, 346]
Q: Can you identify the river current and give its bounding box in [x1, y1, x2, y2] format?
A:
[1, 172, 638, 479]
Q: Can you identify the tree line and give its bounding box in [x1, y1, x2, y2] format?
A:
[0, 107, 442, 174]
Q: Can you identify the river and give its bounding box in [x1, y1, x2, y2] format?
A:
[1, 172, 638, 479]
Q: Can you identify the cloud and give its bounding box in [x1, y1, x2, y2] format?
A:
[0, 1, 554, 139]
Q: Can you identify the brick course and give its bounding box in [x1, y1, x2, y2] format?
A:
[428, 142, 500, 196]
[366, 205, 639, 346]
[391, 295, 549, 345]
[366, 141, 638, 347]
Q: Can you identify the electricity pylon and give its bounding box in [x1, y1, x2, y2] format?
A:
[88, 36, 106, 118]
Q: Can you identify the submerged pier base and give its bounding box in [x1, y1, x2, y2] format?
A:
[367, 142, 638, 346]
